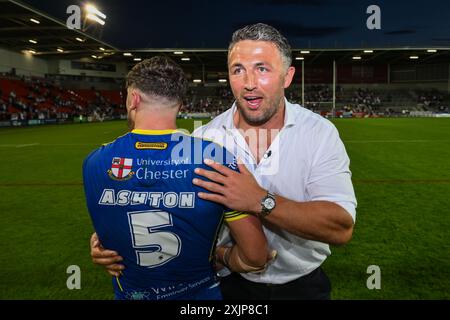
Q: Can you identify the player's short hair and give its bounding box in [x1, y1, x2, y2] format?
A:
[228, 23, 292, 70]
[126, 56, 187, 104]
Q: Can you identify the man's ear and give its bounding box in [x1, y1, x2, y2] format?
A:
[283, 66, 295, 89]
[130, 89, 141, 110]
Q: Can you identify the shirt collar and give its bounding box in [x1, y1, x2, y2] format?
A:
[284, 98, 297, 128]
[131, 129, 179, 135]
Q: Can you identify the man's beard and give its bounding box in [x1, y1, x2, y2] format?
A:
[236, 94, 283, 126]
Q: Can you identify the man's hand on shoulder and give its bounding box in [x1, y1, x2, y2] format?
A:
[193, 159, 266, 214]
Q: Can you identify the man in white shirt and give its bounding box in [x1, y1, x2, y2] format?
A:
[191, 23, 356, 300]
[91, 23, 356, 300]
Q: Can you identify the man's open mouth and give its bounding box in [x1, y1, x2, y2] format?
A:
[243, 96, 263, 109]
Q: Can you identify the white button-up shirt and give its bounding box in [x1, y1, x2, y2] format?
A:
[193, 99, 357, 284]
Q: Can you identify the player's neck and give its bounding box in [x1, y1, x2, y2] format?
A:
[133, 107, 178, 131]
[133, 117, 177, 131]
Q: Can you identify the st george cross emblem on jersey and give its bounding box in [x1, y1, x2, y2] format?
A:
[108, 157, 135, 181]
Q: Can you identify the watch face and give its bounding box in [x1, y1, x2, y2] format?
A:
[264, 198, 276, 210]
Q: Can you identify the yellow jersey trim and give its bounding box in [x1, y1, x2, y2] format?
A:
[224, 211, 249, 222]
[115, 276, 124, 292]
[132, 129, 179, 135]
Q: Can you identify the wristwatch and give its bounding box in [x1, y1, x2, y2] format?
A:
[260, 191, 276, 218]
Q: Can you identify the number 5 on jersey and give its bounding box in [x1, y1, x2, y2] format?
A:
[128, 210, 181, 268]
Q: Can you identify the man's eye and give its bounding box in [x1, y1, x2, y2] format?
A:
[233, 68, 242, 74]
[258, 67, 268, 72]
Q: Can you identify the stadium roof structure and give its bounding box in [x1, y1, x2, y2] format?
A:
[124, 47, 450, 67]
[1, 0, 450, 78]
[0, 0, 118, 57]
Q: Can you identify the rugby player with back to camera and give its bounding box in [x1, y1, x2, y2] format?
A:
[82, 56, 273, 300]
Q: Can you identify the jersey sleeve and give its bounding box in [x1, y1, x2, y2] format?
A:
[82, 147, 102, 210]
[223, 210, 248, 222]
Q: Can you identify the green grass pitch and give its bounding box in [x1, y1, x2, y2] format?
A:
[0, 117, 449, 299]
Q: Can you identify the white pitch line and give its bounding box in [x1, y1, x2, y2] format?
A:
[16, 143, 40, 148]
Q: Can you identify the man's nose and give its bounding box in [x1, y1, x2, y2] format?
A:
[244, 72, 256, 91]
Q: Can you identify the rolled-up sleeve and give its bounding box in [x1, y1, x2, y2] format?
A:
[307, 123, 357, 222]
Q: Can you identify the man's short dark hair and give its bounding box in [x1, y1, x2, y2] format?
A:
[126, 56, 187, 103]
[229, 23, 292, 69]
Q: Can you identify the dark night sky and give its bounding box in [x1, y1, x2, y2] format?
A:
[21, 0, 450, 49]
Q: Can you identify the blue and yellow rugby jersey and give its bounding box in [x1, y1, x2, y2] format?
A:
[82, 129, 246, 300]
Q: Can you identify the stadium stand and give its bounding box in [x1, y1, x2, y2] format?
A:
[0, 75, 125, 124]
[1, 1, 449, 126]
[1, 73, 450, 126]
